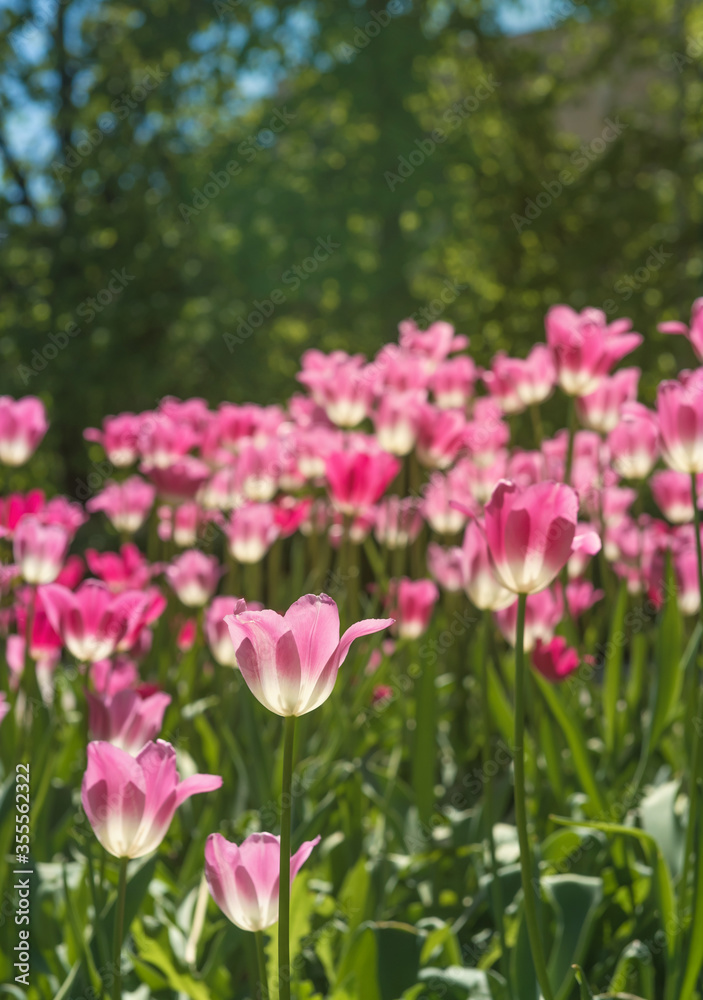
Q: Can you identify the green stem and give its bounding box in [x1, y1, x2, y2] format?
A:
[481, 611, 508, 981]
[529, 403, 544, 447]
[256, 930, 269, 1000]
[279, 716, 296, 1000]
[680, 472, 703, 912]
[112, 857, 128, 1000]
[513, 592, 554, 1000]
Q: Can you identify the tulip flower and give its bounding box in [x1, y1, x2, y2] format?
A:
[483, 480, 586, 595]
[166, 550, 221, 607]
[430, 355, 477, 409]
[372, 390, 426, 456]
[651, 470, 701, 524]
[608, 403, 659, 479]
[495, 586, 564, 652]
[0, 395, 48, 466]
[387, 578, 439, 639]
[375, 496, 423, 549]
[427, 542, 465, 592]
[224, 593, 393, 717]
[40, 580, 150, 661]
[86, 543, 153, 592]
[227, 503, 279, 563]
[545, 305, 642, 396]
[0, 692, 9, 727]
[416, 405, 467, 469]
[144, 457, 211, 502]
[398, 318, 467, 367]
[86, 687, 171, 755]
[575, 367, 640, 433]
[0, 489, 45, 539]
[86, 477, 156, 534]
[82, 740, 221, 859]
[205, 596, 264, 667]
[13, 517, 70, 585]
[204, 832, 320, 932]
[326, 447, 400, 515]
[532, 636, 580, 683]
[657, 370, 703, 474]
[84, 413, 142, 466]
[423, 472, 473, 535]
[565, 579, 604, 619]
[659, 297, 703, 360]
[464, 399, 510, 467]
[483, 346, 556, 414]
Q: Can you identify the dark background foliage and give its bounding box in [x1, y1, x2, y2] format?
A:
[1, 0, 701, 487]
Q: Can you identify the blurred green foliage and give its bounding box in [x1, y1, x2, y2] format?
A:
[1, 0, 702, 486]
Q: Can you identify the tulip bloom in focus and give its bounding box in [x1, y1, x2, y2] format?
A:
[224, 594, 393, 716]
[204, 832, 320, 932]
[81, 740, 222, 858]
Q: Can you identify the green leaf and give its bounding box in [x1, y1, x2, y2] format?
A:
[639, 780, 685, 878]
[417, 966, 495, 998]
[542, 875, 603, 1000]
[650, 555, 683, 749]
[679, 843, 703, 1000]
[131, 920, 211, 999]
[603, 582, 628, 756]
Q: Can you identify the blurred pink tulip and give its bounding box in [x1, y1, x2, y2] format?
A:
[427, 542, 465, 593]
[387, 578, 439, 639]
[0, 692, 9, 727]
[86, 544, 153, 592]
[532, 636, 580, 682]
[651, 470, 700, 524]
[375, 496, 423, 549]
[608, 403, 659, 480]
[372, 390, 426, 456]
[40, 580, 150, 661]
[545, 305, 642, 396]
[496, 586, 563, 652]
[227, 503, 279, 563]
[86, 687, 171, 755]
[0, 396, 48, 466]
[430, 356, 477, 409]
[657, 369, 703, 474]
[575, 368, 640, 433]
[81, 740, 221, 858]
[205, 831, 320, 932]
[326, 448, 400, 515]
[461, 520, 515, 611]
[166, 550, 221, 607]
[84, 413, 142, 466]
[86, 477, 155, 533]
[224, 593, 393, 716]
[416, 405, 467, 469]
[13, 516, 69, 584]
[565, 579, 604, 619]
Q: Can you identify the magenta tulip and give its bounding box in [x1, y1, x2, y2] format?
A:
[86, 687, 171, 755]
[13, 516, 69, 584]
[86, 477, 156, 534]
[657, 370, 703, 474]
[40, 580, 150, 662]
[81, 740, 222, 858]
[0, 396, 48, 466]
[166, 549, 221, 607]
[387, 578, 439, 639]
[224, 593, 393, 716]
[545, 305, 642, 396]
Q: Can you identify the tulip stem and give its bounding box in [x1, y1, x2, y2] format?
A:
[564, 396, 577, 486]
[513, 592, 554, 1000]
[680, 473, 703, 912]
[255, 931, 269, 1000]
[279, 715, 296, 1000]
[112, 857, 128, 1000]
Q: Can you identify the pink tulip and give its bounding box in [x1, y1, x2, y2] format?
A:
[138, 413, 199, 468]
[0, 489, 45, 539]
[372, 390, 426, 456]
[86, 687, 171, 755]
[651, 470, 701, 524]
[118, 587, 166, 651]
[86, 544, 153, 592]
[0, 396, 48, 466]
[0, 692, 9, 727]
[532, 636, 580, 683]
[40, 580, 150, 661]
[545, 305, 642, 396]
[205, 832, 320, 932]
[423, 471, 474, 534]
[673, 542, 700, 617]
[484, 346, 556, 413]
[81, 740, 222, 858]
[40, 496, 87, 539]
[224, 594, 393, 716]
[464, 399, 510, 467]
[374, 496, 423, 549]
[657, 369, 703, 474]
[84, 413, 142, 466]
[398, 319, 466, 368]
[608, 403, 659, 480]
[565, 580, 604, 619]
[416, 405, 467, 469]
[298, 352, 372, 427]
[236, 440, 282, 502]
[496, 586, 563, 651]
[506, 450, 547, 489]
[86, 477, 156, 534]
[427, 542, 465, 592]
[483, 480, 585, 594]
[13, 516, 69, 584]
[166, 550, 221, 607]
[177, 617, 197, 651]
[14, 588, 62, 661]
[90, 656, 139, 696]
[326, 448, 400, 515]
[430, 356, 477, 409]
[461, 520, 515, 610]
[659, 298, 703, 360]
[144, 457, 211, 502]
[227, 503, 279, 563]
[575, 368, 640, 433]
[387, 578, 439, 639]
